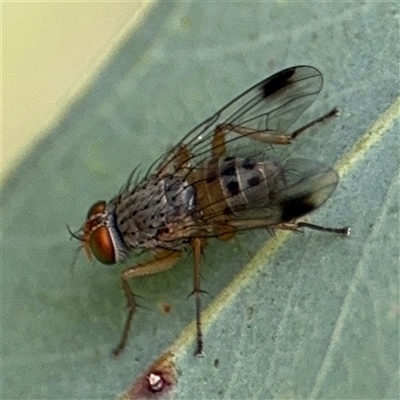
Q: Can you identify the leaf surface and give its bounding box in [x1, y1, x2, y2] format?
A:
[3, 2, 399, 399]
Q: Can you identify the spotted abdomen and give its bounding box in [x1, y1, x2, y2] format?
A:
[217, 156, 286, 215]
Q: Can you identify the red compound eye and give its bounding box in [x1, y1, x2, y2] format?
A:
[89, 225, 116, 265]
[82, 200, 116, 264]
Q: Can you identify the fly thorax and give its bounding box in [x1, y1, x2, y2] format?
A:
[113, 175, 196, 248]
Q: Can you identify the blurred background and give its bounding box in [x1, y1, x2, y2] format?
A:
[3, 2, 151, 178]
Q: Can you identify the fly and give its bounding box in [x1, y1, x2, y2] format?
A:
[70, 65, 350, 357]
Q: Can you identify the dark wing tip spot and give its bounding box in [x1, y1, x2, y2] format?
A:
[280, 196, 316, 221]
[261, 68, 296, 99]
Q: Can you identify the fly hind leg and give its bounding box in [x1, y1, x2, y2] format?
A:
[214, 108, 338, 147]
[290, 108, 338, 139]
[230, 219, 350, 236]
[113, 250, 181, 357]
[191, 237, 208, 357]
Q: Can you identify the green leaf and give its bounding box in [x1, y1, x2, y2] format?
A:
[3, 2, 398, 399]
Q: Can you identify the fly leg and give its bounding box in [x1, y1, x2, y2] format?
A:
[290, 108, 338, 139]
[212, 125, 228, 156]
[230, 219, 350, 236]
[216, 123, 292, 145]
[157, 144, 193, 176]
[191, 237, 207, 356]
[173, 145, 192, 170]
[215, 108, 338, 145]
[290, 221, 350, 235]
[113, 250, 181, 357]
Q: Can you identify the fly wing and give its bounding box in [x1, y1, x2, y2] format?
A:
[266, 158, 339, 223]
[168, 158, 339, 239]
[200, 159, 338, 227]
[151, 65, 323, 176]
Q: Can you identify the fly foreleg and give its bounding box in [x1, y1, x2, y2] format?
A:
[113, 250, 181, 357]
